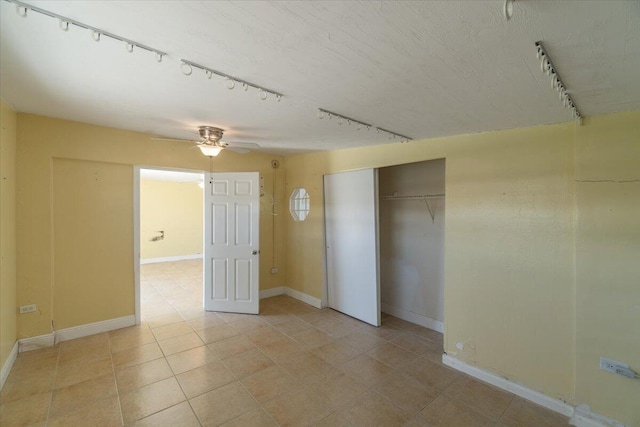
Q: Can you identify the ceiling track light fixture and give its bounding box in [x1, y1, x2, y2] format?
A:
[180, 59, 284, 102]
[6, 0, 167, 61]
[504, 0, 514, 21]
[535, 41, 583, 125]
[6, 0, 284, 105]
[318, 109, 412, 143]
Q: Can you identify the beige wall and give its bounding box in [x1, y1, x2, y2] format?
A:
[16, 114, 286, 338]
[284, 110, 640, 425]
[0, 100, 17, 371]
[140, 179, 203, 260]
[574, 113, 640, 424]
[52, 159, 134, 329]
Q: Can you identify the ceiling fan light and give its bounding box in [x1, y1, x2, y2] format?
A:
[199, 145, 223, 157]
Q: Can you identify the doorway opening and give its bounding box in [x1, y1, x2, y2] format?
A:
[379, 158, 446, 334]
[134, 167, 204, 325]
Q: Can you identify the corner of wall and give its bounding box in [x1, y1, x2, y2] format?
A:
[0, 99, 18, 375]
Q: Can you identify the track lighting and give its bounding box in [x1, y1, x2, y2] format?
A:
[5, 0, 286, 105]
[15, 3, 26, 16]
[180, 59, 284, 102]
[318, 109, 412, 143]
[181, 62, 193, 76]
[535, 41, 583, 125]
[504, 0, 514, 21]
[7, 0, 167, 62]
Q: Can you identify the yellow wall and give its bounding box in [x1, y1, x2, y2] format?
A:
[140, 179, 203, 260]
[284, 110, 640, 425]
[53, 159, 134, 329]
[16, 114, 286, 338]
[574, 112, 640, 425]
[0, 99, 17, 370]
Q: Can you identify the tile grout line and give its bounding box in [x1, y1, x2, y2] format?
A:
[44, 345, 61, 426]
[108, 334, 126, 426]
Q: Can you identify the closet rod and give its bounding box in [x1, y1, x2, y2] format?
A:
[382, 193, 445, 200]
[382, 193, 445, 223]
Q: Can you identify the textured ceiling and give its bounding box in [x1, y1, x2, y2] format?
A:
[1, 1, 638, 155]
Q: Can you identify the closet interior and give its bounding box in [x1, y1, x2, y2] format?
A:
[378, 158, 446, 332]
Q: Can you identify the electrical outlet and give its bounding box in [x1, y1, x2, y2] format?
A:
[270, 267, 279, 274]
[19, 304, 37, 314]
[600, 357, 629, 374]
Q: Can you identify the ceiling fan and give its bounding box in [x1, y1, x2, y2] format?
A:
[152, 126, 261, 156]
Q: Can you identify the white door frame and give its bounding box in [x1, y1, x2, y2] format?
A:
[133, 165, 205, 325]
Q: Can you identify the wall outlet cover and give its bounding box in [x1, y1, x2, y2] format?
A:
[19, 304, 37, 314]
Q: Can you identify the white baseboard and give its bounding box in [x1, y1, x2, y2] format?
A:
[260, 287, 285, 299]
[140, 254, 202, 264]
[570, 404, 626, 427]
[259, 286, 322, 309]
[442, 355, 626, 427]
[284, 287, 322, 309]
[18, 315, 136, 352]
[54, 315, 136, 344]
[381, 303, 444, 333]
[0, 341, 19, 390]
[442, 354, 574, 417]
[19, 333, 55, 352]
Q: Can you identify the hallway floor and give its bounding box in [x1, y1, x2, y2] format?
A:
[0, 260, 570, 426]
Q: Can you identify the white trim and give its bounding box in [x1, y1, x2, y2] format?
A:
[18, 333, 55, 352]
[570, 404, 626, 427]
[259, 286, 323, 309]
[134, 166, 141, 325]
[381, 303, 444, 333]
[284, 287, 322, 309]
[260, 287, 284, 299]
[259, 286, 322, 309]
[54, 315, 136, 343]
[442, 354, 574, 417]
[140, 254, 203, 265]
[0, 341, 19, 390]
[18, 315, 136, 352]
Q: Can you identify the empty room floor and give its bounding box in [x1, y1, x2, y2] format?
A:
[0, 261, 570, 426]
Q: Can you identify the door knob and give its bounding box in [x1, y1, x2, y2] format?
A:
[252, 250, 259, 255]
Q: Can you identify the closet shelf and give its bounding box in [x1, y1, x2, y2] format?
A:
[382, 193, 445, 222]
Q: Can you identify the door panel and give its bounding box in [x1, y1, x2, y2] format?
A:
[204, 172, 260, 314]
[324, 169, 381, 326]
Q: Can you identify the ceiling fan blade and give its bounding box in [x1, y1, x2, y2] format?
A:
[151, 136, 196, 143]
[224, 146, 251, 154]
[225, 141, 261, 150]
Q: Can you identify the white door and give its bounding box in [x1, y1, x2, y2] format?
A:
[324, 169, 381, 326]
[204, 172, 260, 314]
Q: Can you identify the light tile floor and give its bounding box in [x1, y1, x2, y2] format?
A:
[0, 260, 571, 426]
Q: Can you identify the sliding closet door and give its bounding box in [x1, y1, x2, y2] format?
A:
[324, 169, 380, 326]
